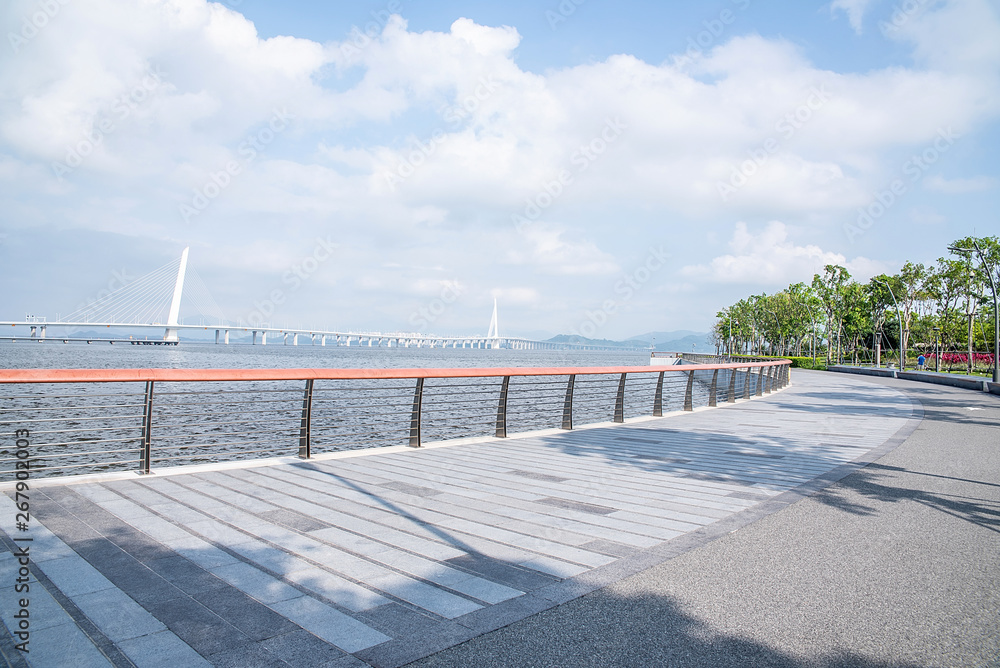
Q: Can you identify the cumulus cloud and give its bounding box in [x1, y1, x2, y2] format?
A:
[0, 0, 997, 333]
[831, 0, 875, 34]
[681, 221, 889, 284]
[506, 224, 619, 276]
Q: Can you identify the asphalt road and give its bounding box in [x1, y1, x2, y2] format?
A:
[406, 371, 1000, 668]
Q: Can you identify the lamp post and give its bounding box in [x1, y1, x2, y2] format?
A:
[950, 241, 999, 383]
[932, 326, 941, 372]
[876, 277, 904, 370]
[728, 318, 738, 360]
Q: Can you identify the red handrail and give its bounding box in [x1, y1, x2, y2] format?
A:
[0, 360, 790, 384]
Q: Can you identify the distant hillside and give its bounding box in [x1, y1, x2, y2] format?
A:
[546, 334, 649, 348]
[628, 330, 713, 352]
[628, 330, 702, 342]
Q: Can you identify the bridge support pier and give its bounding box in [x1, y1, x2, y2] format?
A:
[252, 331, 256, 345]
[224, 330, 229, 344]
[321, 335, 326, 346]
[261, 331, 267, 345]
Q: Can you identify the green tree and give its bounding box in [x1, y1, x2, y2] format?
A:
[812, 264, 851, 364]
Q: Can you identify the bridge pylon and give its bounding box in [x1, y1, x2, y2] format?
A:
[487, 298, 500, 348]
[163, 247, 189, 342]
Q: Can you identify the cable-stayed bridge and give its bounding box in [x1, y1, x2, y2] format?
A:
[2, 248, 643, 352]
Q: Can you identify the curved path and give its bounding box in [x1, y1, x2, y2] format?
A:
[3, 371, 989, 667]
[409, 371, 1000, 668]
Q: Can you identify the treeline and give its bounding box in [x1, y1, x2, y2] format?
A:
[713, 236, 999, 369]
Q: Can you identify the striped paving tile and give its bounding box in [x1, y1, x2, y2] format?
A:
[0, 371, 915, 667]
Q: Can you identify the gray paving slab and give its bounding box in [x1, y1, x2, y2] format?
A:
[117, 629, 212, 668]
[16, 622, 113, 668]
[269, 595, 391, 653]
[283, 567, 389, 611]
[209, 561, 306, 605]
[71, 586, 166, 642]
[32, 555, 113, 598]
[258, 628, 350, 667]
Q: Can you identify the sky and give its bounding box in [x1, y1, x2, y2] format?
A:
[1, 0, 998, 340]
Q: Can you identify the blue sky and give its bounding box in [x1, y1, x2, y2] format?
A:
[1, 0, 998, 339]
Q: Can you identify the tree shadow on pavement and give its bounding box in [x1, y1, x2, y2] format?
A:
[811, 463, 1000, 533]
[411, 587, 926, 668]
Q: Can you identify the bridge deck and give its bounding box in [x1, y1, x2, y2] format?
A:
[0, 372, 914, 668]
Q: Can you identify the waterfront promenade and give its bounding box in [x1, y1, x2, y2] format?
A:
[2, 370, 994, 667]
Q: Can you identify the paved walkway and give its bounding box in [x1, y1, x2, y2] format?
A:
[0, 371, 924, 667]
[409, 372, 1000, 668]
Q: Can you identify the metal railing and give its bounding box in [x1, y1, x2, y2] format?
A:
[0, 361, 791, 480]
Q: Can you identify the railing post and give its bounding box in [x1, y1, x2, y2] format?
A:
[764, 366, 773, 394]
[495, 376, 510, 438]
[709, 369, 718, 407]
[298, 378, 314, 458]
[755, 367, 764, 396]
[653, 371, 664, 416]
[561, 374, 575, 430]
[743, 366, 752, 399]
[684, 370, 694, 411]
[727, 368, 736, 403]
[140, 381, 154, 474]
[614, 373, 626, 423]
[409, 378, 424, 447]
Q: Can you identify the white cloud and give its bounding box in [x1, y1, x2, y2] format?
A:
[505, 224, 620, 276]
[489, 287, 540, 304]
[681, 221, 889, 284]
[831, 0, 875, 34]
[924, 174, 999, 193]
[1, 0, 998, 334]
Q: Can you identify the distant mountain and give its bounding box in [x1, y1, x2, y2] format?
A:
[628, 330, 713, 352]
[627, 330, 702, 343]
[545, 334, 649, 348]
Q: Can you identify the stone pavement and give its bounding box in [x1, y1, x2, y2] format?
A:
[0, 371, 920, 667]
[409, 371, 1000, 667]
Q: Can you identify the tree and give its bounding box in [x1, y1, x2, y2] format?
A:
[896, 261, 929, 359]
[812, 265, 851, 364]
